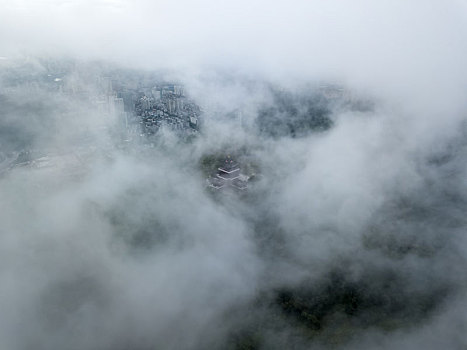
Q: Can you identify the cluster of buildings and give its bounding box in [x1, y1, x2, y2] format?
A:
[92, 76, 132, 131]
[135, 84, 201, 136]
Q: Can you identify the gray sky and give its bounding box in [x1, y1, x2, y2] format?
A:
[2, 0, 467, 81]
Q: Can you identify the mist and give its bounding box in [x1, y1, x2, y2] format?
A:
[1, 1, 467, 349]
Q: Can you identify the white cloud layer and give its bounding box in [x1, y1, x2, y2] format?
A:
[1, 1, 467, 349]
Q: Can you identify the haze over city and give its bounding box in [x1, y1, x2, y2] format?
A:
[1, 1, 467, 349]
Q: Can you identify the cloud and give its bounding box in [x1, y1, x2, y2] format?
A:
[1, 1, 467, 349]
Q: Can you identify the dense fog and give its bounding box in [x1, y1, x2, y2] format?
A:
[1, 1, 467, 349]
